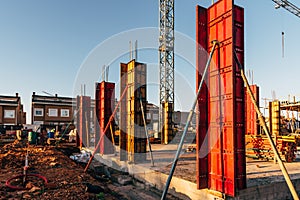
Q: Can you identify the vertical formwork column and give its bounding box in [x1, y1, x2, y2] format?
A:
[120, 63, 128, 161]
[162, 102, 174, 144]
[245, 85, 260, 135]
[95, 84, 101, 153]
[234, 5, 247, 191]
[76, 96, 91, 149]
[95, 81, 115, 154]
[271, 101, 280, 135]
[196, 0, 246, 196]
[196, 4, 209, 190]
[120, 60, 147, 163]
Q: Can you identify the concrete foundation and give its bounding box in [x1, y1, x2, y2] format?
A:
[86, 144, 300, 200]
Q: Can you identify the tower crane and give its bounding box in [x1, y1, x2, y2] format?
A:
[159, 0, 175, 144]
[272, 0, 300, 18]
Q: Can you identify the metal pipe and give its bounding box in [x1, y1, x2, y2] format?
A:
[135, 40, 138, 61]
[130, 41, 132, 60]
[282, 32, 285, 58]
[233, 50, 299, 200]
[85, 111, 89, 148]
[140, 99, 155, 167]
[23, 154, 28, 186]
[161, 40, 220, 200]
[102, 65, 106, 82]
[84, 85, 129, 173]
[109, 123, 116, 155]
[109, 123, 115, 146]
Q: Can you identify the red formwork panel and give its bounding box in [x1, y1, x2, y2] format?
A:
[95, 84, 101, 152]
[245, 85, 260, 135]
[196, 5, 209, 189]
[196, 0, 246, 196]
[76, 96, 91, 149]
[95, 81, 115, 154]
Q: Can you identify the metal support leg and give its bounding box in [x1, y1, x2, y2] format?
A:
[140, 99, 154, 167]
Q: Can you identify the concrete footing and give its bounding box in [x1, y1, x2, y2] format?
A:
[85, 146, 300, 200]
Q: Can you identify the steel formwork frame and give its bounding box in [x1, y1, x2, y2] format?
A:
[245, 85, 260, 135]
[76, 96, 91, 149]
[120, 59, 147, 163]
[196, 0, 246, 196]
[95, 81, 115, 155]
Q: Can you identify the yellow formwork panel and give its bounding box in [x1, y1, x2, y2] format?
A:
[121, 59, 147, 162]
[271, 101, 280, 136]
[163, 102, 173, 144]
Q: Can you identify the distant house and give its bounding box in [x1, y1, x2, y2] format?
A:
[31, 92, 96, 134]
[0, 93, 26, 126]
[146, 103, 159, 131]
[31, 92, 74, 126]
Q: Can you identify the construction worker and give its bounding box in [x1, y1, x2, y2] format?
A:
[69, 128, 77, 142]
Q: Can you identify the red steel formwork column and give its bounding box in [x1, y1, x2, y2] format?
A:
[196, 0, 246, 196]
[196, 5, 209, 189]
[95, 81, 115, 154]
[245, 85, 260, 135]
[120, 60, 147, 163]
[76, 96, 91, 149]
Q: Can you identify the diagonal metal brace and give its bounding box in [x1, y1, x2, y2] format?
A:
[233, 50, 299, 200]
[161, 40, 220, 200]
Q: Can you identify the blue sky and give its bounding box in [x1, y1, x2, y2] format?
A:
[0, 0, 300, 122]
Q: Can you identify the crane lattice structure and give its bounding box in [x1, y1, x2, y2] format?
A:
[272, 0, 300, 18]
[159, 0, 175, 144]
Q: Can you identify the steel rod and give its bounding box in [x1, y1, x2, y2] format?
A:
[161, 40, 220, 200]
[234, 50, 299, 200]
[85, 111, 89, 148]
[84, 85, 128, 173]
[140, 99, 155, 167]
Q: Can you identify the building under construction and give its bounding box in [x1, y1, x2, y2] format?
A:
[2, 0, 300, 199]
[86, 0, 300, 199]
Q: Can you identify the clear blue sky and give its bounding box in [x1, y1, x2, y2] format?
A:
[0, 0, 300, 123]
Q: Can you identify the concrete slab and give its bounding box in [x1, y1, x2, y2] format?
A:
[85, 144, 300, 200]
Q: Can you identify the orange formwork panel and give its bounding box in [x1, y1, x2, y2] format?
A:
[120, 60, 147, 163]
[196, 0, 246, 196]
[245, 85, 260, 135]
[95, 81, 115, 155]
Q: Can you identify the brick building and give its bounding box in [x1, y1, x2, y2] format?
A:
[31, 92, 74, 126]
[0, 93, 26, 126]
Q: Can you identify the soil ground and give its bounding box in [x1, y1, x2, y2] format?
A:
[0, 140, 180, 200]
